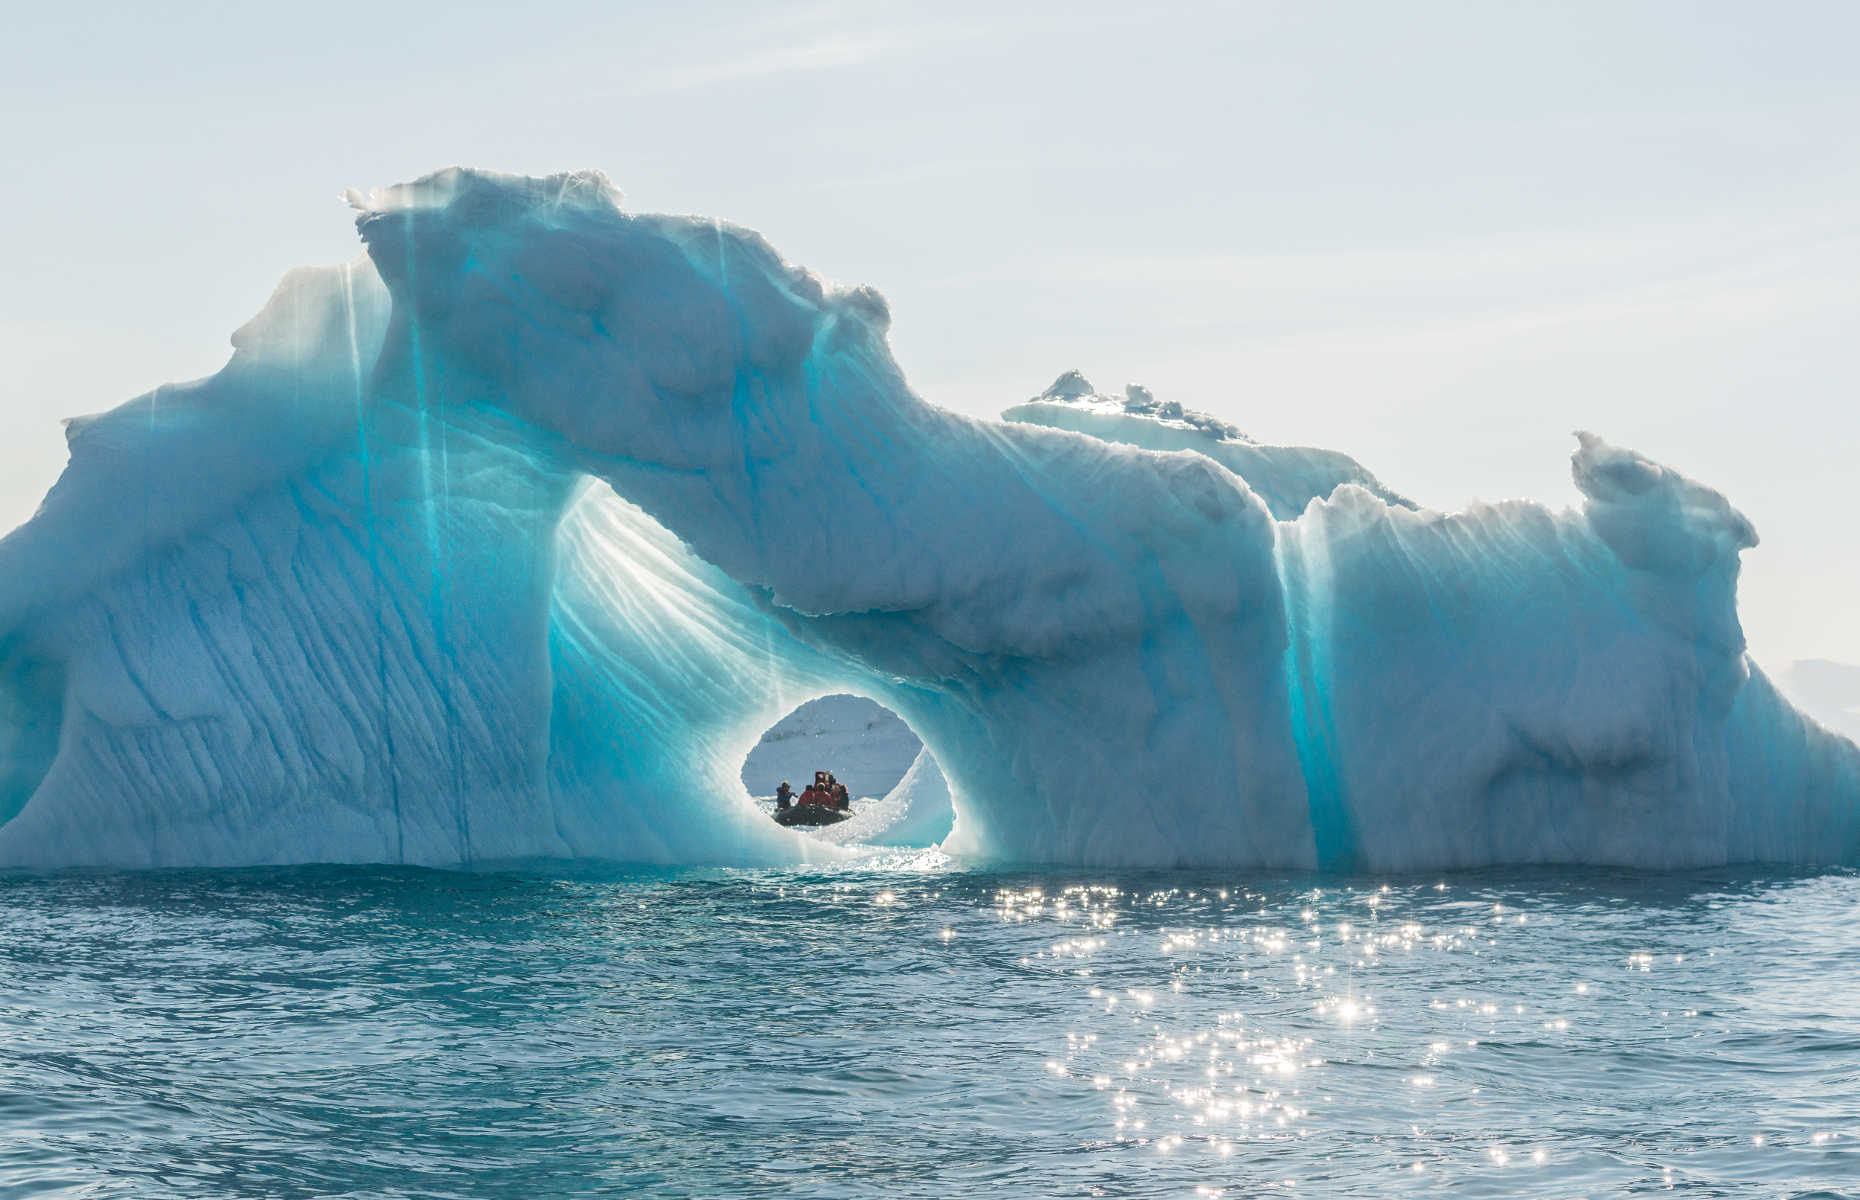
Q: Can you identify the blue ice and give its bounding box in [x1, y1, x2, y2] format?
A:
[0, 168, 1853, 870]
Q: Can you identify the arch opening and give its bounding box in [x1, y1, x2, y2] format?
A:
[739, 693, 952, 849]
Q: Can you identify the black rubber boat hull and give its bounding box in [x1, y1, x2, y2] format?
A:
[774, 806, 852, 827]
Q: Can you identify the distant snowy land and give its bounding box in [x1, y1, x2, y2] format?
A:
[1783, 660, 1860, 742]
[740, 694, 922, 798]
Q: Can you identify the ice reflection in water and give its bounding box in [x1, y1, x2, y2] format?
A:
[1, 864, 1858, 1197]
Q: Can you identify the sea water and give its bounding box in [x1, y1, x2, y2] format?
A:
[2, 859, 1857, 1198]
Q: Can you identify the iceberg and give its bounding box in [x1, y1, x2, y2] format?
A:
[0, 166, 1853, 870]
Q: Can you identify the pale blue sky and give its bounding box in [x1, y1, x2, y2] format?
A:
[4, 1, 1856, 667]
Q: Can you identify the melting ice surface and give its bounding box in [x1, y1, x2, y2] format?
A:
[0, 166, 1855, 871]
[4, 863, 1860, 1198]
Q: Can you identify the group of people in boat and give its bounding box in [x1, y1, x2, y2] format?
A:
[775, 771, 850, 812]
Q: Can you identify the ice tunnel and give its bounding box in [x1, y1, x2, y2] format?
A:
[0, 166, 1855, 872]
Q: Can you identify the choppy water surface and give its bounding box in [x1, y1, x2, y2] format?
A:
[3, 860, 1859, 1198]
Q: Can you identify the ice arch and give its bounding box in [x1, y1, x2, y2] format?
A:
[0, 167, 1855, 871]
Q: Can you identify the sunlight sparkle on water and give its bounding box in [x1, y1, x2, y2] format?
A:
[982, 871, 1860, 1195]
[3, 867, 1854, 1198]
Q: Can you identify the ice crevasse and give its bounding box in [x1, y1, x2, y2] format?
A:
[0, 167, 1853, 871]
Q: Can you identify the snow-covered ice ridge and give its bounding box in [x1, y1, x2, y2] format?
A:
[1003, 371, 1415, 518]
[0, 166, 1853, 870]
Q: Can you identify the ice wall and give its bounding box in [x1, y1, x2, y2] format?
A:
[1278, 439, 1760, 870]
[865, 748, 956, 849]
[0, 166, 1853, 870]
